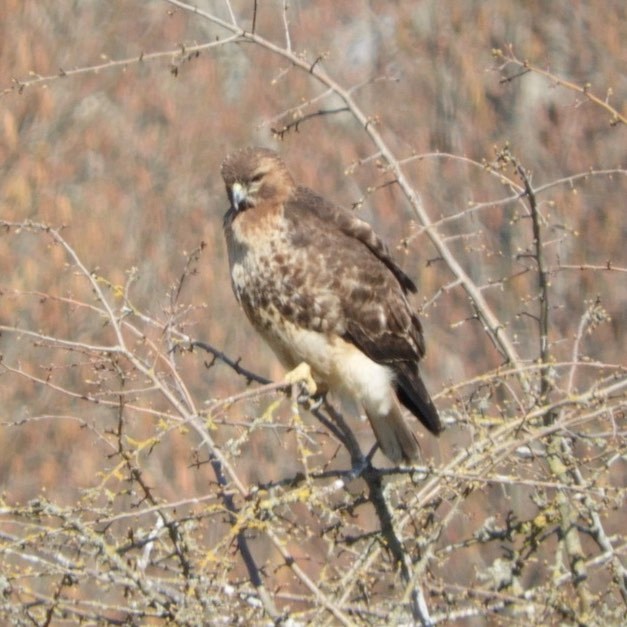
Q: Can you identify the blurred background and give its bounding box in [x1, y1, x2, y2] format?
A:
[2, 0, 625, 487]
[0, 0, 625, 622]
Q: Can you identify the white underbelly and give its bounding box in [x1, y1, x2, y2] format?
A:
[258, 316, 395, 416]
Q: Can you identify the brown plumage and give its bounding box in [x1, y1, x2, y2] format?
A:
[220, 147, 442, 462]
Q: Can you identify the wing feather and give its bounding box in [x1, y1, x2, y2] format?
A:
[289, 187, 417, 294]
[284, 187, 442, 436]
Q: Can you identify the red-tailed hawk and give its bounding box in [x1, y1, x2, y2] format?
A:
[220, 147, 442, 462]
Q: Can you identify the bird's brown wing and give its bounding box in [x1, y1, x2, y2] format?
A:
[284, 187, 442, 436]
[290, 187, 417, 294]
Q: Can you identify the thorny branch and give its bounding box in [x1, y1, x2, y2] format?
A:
[494, 46, 627, 126]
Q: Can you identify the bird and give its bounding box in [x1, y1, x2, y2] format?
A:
[219, 146, 442, 462]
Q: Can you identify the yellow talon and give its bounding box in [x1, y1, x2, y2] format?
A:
[284, 362, 318, 396]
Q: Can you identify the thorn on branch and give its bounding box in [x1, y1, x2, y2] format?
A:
[426, 256, 444, 267]
[499, 68, 530, 84]
[309, 55, 325, 73]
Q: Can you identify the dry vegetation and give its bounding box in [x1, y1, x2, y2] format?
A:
[1, 1, 625, 625]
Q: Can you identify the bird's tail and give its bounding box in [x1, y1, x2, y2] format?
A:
[365, 398, 420, 463]
[395, 364, 443, 435]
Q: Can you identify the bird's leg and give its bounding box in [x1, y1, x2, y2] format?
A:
[284, 361, 318, 403]
[283, 363, 326, 409]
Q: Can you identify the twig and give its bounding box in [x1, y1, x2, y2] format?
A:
[2, 37, 238, 96]
[506, 149, 552, 412]
[281, 0, 292, 51]
[190, 340, 270, 385]
[494, 46, 626, 126]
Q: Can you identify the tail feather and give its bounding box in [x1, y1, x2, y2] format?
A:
[365, 399, 420, 463]
[396, 365, 443, 435]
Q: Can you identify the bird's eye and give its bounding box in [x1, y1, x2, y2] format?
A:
[251, 172, 264, 183]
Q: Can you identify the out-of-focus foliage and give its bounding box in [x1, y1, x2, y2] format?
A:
[0, 1, 625, 624]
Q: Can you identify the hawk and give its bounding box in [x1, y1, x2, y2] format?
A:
[220, 147, 442, 462]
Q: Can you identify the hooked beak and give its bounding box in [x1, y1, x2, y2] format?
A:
[231, 182, 249, 211]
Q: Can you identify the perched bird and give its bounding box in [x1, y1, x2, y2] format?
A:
[220, 147, 442, 462]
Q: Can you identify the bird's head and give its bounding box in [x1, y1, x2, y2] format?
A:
[221, 147, 295, 212]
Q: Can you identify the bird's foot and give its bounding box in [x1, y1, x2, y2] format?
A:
[284, 362, 318, 401]
[306, 394, 325, 411]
